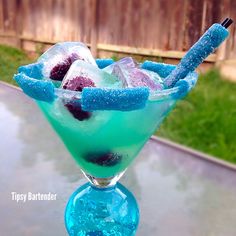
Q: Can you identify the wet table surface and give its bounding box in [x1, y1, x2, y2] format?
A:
[1, 82, 236, 236]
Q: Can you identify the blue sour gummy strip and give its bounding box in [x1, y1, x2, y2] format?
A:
[141, 61, 176, 78]
[164, 23, 229, 88]
[171, 71, 198, 100]
[14, 73, 55, 102]
[18, 62, 43, 79]
[96, 59, 114, 69]
[81, 87, 149, 111]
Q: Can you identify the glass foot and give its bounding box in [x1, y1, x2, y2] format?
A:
[65, 182, 139, 236]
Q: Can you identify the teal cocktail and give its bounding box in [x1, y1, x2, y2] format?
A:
[37, 88, 176, 180]
[14, 18, 231, 235]
[33, 54, 197, 184]
[15, 54, 197, 236]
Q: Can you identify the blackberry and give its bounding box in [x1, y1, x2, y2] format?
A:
[85, 152, 122, 167]
[50, 53, 79, 81]
[63, 76, 95, 91]
[65, 102, 91, 121]
[63, 74, 95, 121]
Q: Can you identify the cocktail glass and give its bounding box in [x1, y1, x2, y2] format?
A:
[14, 60, 198, 236]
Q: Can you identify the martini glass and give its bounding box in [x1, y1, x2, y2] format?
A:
[15, 60, 198, 235]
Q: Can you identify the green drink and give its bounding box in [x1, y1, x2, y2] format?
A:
[14, 19, 232, 235]
[37, 96, 176, 178]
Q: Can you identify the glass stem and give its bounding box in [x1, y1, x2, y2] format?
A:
[82, 170, 126, 189]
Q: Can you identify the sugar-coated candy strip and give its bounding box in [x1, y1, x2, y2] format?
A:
[171, 71, 198, 99]
[96, 59, 114, 69]
[164, 23, 229, 88]
[81, 87, 149, 111]
[18, 63, 43, 79]
[141, 61, 176, 78]
[14, 73, 55, 102]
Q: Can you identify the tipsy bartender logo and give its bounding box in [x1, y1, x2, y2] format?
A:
[11, 192, 57, 203]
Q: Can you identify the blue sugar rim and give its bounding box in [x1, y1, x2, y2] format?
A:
[81, 87, 150, 111]
[14, 73, 55, 102]
[14, 59, 198, 108]
[96, 58, 114, 69]
[141, 61, 198, 100]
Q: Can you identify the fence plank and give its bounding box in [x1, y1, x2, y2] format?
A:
[228, 0, 236, 59]
[0, 0, 3, 33]
[0, 0, 235, 60]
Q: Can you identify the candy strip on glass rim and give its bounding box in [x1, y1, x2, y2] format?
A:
[52, 61, 198, 102]
[14, 60, 198, 109]
[54, 71, 198, 102]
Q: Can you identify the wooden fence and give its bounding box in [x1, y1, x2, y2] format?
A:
[0, 0, 235, 62]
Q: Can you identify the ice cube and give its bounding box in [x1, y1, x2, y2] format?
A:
[124, 68, 164, 91]
[115, 57, 138, 69]
[104, 60, 163, 91]
[103, 57, 138, 74]
[38, 42, 97, 81]
[139, 69, 164, 87]
[103, 57, 163, 90]
[61, 60, 122, 91]
[103, 57, 140, 88]
[110, 64, 128, 87]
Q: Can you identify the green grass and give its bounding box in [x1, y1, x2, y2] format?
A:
[158, 69, 236, 163]
[0, 44, 32, 86]
[0, 44, 236, 163]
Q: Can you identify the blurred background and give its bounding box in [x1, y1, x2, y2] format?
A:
[0, 0, 236, 164]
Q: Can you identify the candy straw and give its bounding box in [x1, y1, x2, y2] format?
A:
[164, 18, 233, 88]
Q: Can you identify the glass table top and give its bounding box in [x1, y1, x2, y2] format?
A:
[1, 82, 236, 236]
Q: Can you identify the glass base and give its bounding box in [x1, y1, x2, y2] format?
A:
[65, 182, 139, 236]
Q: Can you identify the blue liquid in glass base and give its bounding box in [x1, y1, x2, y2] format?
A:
[65, 183, 139, 236]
